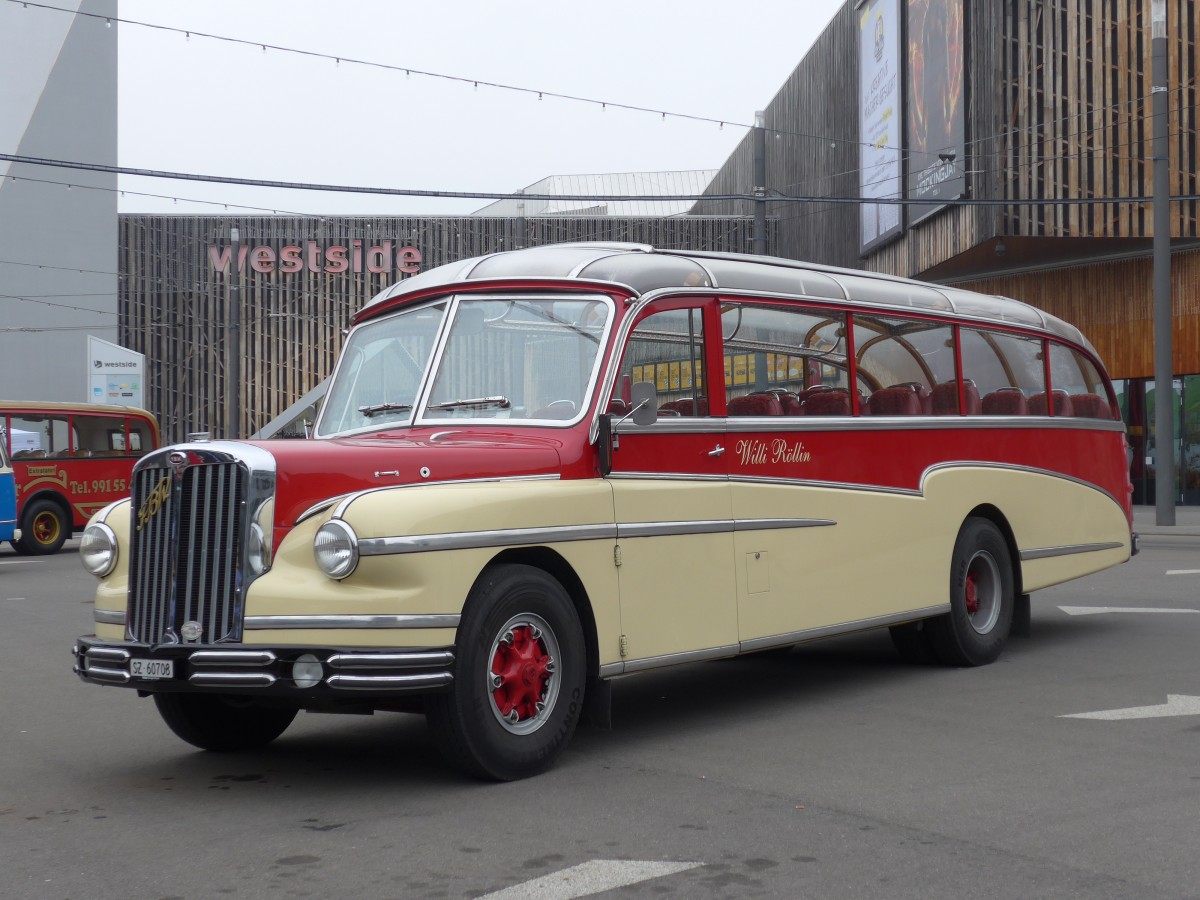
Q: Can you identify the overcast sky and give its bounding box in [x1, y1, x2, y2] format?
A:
[117, 0, 846, 217]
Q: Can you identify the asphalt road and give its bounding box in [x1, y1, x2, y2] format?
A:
[1, 533, 1198, 899]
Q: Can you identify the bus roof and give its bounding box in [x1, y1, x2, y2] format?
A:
[0, 401, 157, 420]
[363, 242, 1095, 353]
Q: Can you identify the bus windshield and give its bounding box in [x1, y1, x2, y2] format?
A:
[317, 296, 612, 436]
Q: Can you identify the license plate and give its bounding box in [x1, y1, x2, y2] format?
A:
[130, 658, 174, 680]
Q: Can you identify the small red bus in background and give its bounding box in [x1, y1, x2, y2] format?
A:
[0, 402, 160, 554]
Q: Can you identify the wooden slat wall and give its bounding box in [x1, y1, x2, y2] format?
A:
[960, 248, 1200, 380]
[119, 215, 762, 443]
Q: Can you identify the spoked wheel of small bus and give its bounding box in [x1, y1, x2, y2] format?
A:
[924, 516, 1015, 667]
[427, 563, 586, 781]
[13, 498, 69, 555]
[153, 693, 298, 752]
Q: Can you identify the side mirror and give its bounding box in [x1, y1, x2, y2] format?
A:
[630, 382, 658, 426]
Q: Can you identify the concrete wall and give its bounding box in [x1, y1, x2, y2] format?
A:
[0, 0, 117, 402]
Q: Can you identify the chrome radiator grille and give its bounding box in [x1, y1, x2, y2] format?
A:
[127, 461, 245, 644]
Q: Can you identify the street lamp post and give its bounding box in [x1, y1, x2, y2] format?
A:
[228, 226, 241, 440]
[1151, 0, 1175, 524]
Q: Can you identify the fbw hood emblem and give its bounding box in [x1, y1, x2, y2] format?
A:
[168, 451, 188, 474]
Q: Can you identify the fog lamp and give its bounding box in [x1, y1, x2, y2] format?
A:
[291, 653, 323, 689]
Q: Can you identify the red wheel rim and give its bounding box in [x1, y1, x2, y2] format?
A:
[487, 613, 559, 735]
[33, 510, 60, 545]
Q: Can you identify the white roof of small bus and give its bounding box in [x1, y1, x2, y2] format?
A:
[364, 242, 1096, 354]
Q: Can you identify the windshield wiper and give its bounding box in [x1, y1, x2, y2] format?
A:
[427, 396, 511, 411]
[358, 402, 413, 418]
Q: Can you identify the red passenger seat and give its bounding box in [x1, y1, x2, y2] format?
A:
[659, 397, 708, 417]
[1029, 390, 1074, 417]
[1068, 393, 1113, 419]
[868, 384, 924, 416]
[931, 382, 982, 415]
[775, 392, 804, 415]
[607, 398, 630, 416]
[802, 387, 852, 416]
[728, 392, 784, 416]
[982, 388, 1028, 415]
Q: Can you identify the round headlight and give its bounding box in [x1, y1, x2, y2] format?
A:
[80, 522, 118, 577]
[314, 519, 359, 580]
[247, 522, 270, 576]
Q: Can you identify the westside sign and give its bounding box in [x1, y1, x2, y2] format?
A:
[207, 240, 422, 276]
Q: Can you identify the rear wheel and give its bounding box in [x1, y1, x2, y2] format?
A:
[925, 518, 1014, 666]
[14, 498, 68, 555]
[153, 693, 297, 751]
[427, 564, 586, 781]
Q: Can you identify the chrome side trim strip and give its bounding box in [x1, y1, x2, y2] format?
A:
[243, 614, 461, 630]
[190, 650, 277, 667]
[327, 672, 454, 691]
[738, 605, 952, 653]
[598, 662, 624, 678]
[188, 672, 277, 688]
[360, 523, 618, 556]
[327, 650, 455, 669]
[620, 643, 741, 675]
[735, 517, 836, 531]
[93, 609, 127, 626]
[617, 520, 728, 538]
[330, 474, 561, 521]
[715, 416, 1127, 434]
[1020, 541, 1125, 561]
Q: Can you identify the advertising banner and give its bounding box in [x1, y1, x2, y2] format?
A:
[858, 0, 904, 255]
[87, 336, 144, 409]
[905, 0, 965, 224]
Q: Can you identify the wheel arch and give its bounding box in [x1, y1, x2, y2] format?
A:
[479, 547, 601, 680]
[964, 503, 1023, 597]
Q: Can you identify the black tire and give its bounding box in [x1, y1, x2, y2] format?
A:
[153, 693, 297, 752]
[427, 564, 586, 781]
[14, 498, 69, 555]
[888, 620, 938, 664]
[925, 517, 1015, 667]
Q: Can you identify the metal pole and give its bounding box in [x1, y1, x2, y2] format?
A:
[1151, 0, 1175, 525]
[228, 226, 242, 440]
[516, 190, 526, 250]
[753, 110, 767, 256]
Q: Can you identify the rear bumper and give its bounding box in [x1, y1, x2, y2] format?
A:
[72, 635, 454, 697]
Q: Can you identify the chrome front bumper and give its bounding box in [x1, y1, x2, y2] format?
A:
[73, 635, 454, 695]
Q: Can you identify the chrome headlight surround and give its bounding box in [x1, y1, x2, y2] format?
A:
[247, 522, 270, 577]
[314, 519, 359, 580]
[80, 522, 118, 577]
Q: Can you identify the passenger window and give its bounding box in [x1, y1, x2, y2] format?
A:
[9, 415, 69, 457]
[720, 303, 850, 416]
[854, 316, 955, 415]
[620, 307, 709, 416]
[961, 329, 1046, 416]
[1049, 343, 1113, 419]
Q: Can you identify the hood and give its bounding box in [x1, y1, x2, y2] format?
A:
[242, 428, 566, 531]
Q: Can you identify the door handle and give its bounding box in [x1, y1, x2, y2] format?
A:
[708, 445, 725, 457]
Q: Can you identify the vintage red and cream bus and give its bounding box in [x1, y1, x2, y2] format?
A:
[1, 402, 160, 554]
[73, 243, 1133, 779]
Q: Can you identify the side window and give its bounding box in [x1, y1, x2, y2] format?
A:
[10, 415, 69, 458]
[854, 316, 956, 415]
[619, 307, 708, 416]
[1049, 343, 1114, 419]
[962, 329, 1046, 416]
[73, 415, 128, 456]
[128, 419, 154, 455]
[720, 303, 850, 417]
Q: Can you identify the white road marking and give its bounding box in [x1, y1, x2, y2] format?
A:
[480, 859, 703, 899]
[1060, 695, 1200, 721]
[0, 560, 38, 566]
[1166, 569, 1200, 575]
[1058, 606, 1199, 616]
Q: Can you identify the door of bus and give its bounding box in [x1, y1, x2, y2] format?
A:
[606, 299, 738, 665]
[0, 436, 16, 544]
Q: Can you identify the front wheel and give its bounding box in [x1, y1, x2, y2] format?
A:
[153, 693, 297, 751]
[14, 498, 68, 555]
[925, 518, 1015, 667]
[427, 564, 586, 781]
